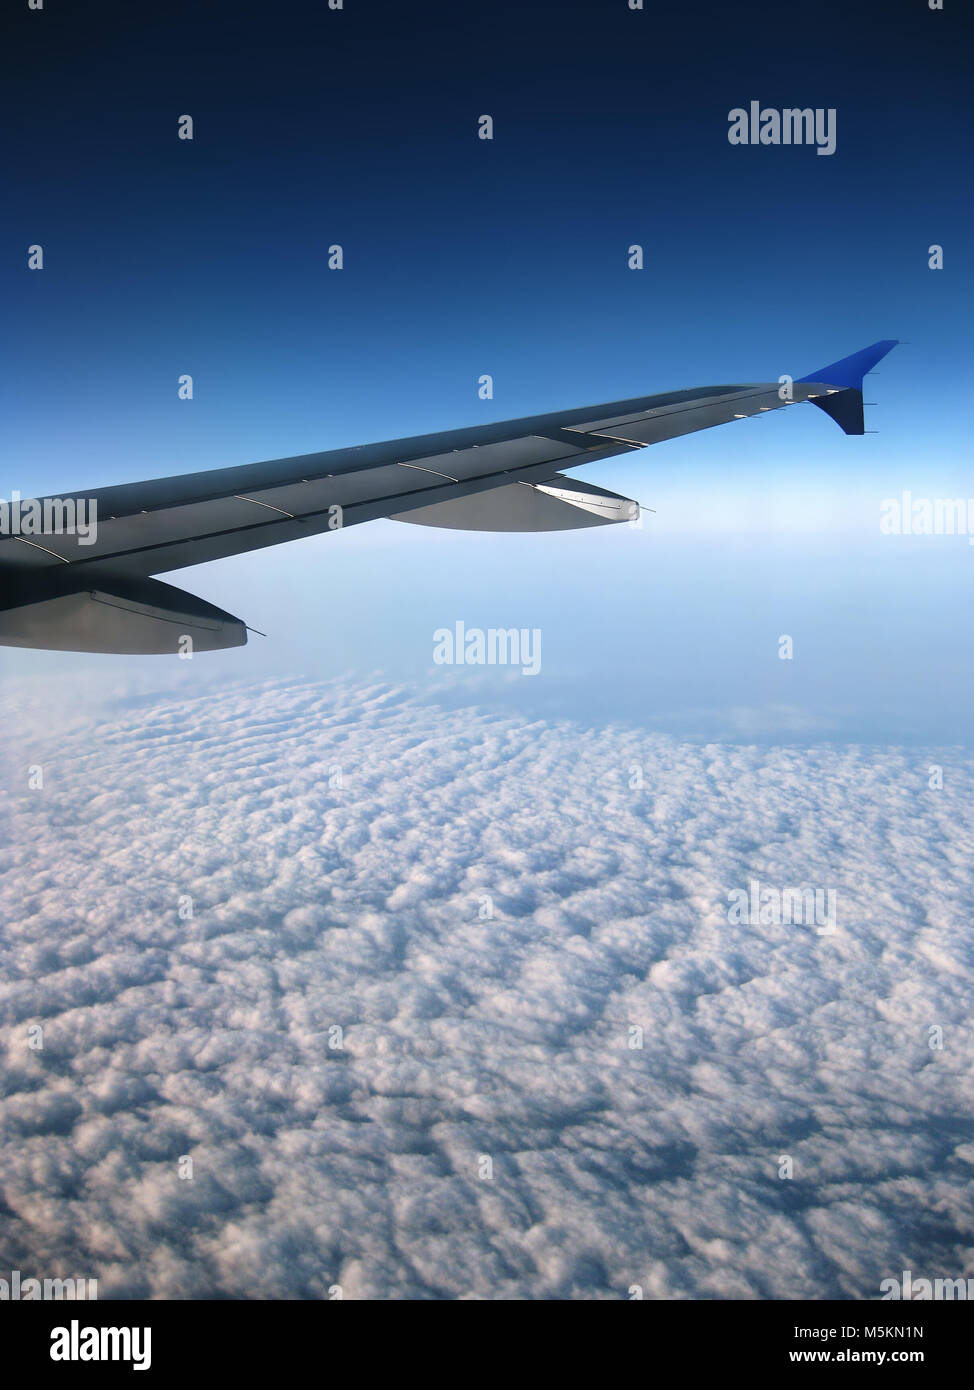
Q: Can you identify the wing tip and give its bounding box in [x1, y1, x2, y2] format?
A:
[796, 339, 899, 435]
[797, 339, 899, 390]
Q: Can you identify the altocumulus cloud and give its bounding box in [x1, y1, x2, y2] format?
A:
[0, 675, 972, 1299]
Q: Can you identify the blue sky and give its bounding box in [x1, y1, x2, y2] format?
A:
[3, 0, 972, 740]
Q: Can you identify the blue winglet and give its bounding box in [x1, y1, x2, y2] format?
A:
[796, 339, 899, 434]
[797, 339, 899, 388]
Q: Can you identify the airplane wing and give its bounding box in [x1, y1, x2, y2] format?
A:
[0, 339, 898, 653]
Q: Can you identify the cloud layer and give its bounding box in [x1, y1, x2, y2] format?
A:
[1, 675, 972, 1299]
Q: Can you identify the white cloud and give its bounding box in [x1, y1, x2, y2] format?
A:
[0, 674, 972, 1299]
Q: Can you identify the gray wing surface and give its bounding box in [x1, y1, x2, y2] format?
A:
[0, 382, 792, 578]
[0, 340, 898, 652]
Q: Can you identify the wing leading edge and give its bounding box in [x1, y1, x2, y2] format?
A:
[0, 340, 898, 652]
